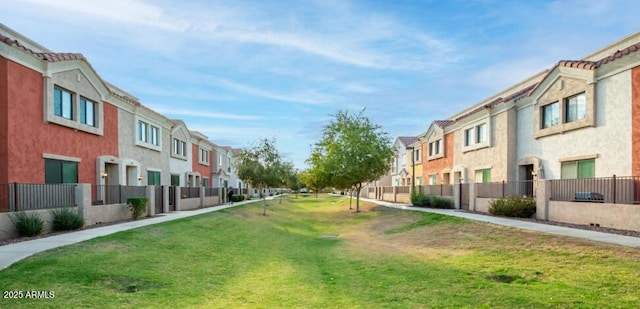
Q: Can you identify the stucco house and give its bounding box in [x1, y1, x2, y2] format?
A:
[391, 137, 418, 186]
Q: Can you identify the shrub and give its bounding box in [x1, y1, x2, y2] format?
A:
[411, 191, 431, 207]
[127, 197, 148, 220]
[10, 211, 44, 237]
[231, 195, 245, 202]
[51, 207, 84, 231]
[489, 196, 536, 218]
[430, 196, 454, 209]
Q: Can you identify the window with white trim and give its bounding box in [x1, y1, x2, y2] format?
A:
[541, 102, 560, 129]
[80, 97, 96, 127]
[199, 148, 210, 165]
[173, 138, 187, 157]
[462, 121, 490, 152]
[565, 93, 586, 123]
[54, 87, 73, 120]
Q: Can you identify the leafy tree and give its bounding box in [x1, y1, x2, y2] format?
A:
[309, 109, 393, 212]
[236, 138, 283, 215]
[282, 162, 302, 198]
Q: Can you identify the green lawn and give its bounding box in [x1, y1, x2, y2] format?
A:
[1, 194, 640, 308]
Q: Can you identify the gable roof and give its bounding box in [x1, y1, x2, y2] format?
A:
[398, 136, 418, 146]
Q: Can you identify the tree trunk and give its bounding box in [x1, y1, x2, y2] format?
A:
[349, 189, 353, 210]
[262, 184, 268, 216]
[356, 184, 362, 212]
[279, 188, 283, 204]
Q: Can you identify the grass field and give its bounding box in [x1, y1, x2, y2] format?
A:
[1, 194, 639, 308]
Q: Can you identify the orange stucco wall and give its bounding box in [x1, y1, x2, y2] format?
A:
[5, 60, 118, 184]
[192, 145, 211, 186]
[422, 132, 454, 184]
[0, 57, 8, 183]
[633, 66, 640, 176]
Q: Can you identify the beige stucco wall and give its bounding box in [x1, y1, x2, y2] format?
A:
[454, 108, 517, 183]
[548, 201, 640, 232]
[83, 203, 131, 226]
[517, 71, 632, 179]
[180, 198, 200, 210]
[473, 197, 494, 213]
[0, 208, 62, 240]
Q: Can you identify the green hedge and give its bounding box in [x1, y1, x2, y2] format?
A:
[488, 196, 536, 218]
[230, 195, 245, 202]
[411, 191, 453, 209]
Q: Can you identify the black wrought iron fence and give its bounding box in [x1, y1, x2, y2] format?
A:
[476, 180, 534, 198]
[550, 175, 640, 204]
[93, 185, 146, 205]
[0, 183, 77, 212]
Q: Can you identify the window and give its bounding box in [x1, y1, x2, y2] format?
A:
[150, 126, 159, 146]
[203, 178, 209, 187]
[147, 171, 161, 185]
[476, 123, 486, 143]
[428, 174, 437, 185]
[199, 148, 209, 164]
[79, 97, 95, 127]
[542, 102, 559, 129]
[561, 159, 595, 179]
[428, 140, 442, 157]
[565, 93, 586, 123]
[138, 121, 148, 143]
[416, 177, 423, 186]
[54, 87, 73, 120]
[45, 159, 78, 184]
[171, 174, 180, 186]
[414, 148, 421, 162]
[173, 138, 187, 156]
[464, 128, 472, 146]
[475, 169, 491, 183]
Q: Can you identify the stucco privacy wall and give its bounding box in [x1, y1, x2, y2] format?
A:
[517, 71, 632, 179]
[0, 208, 61, 239]
[548, 201, 640, 232]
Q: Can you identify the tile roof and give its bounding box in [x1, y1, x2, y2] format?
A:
[433, 120, 456, 128]
[454, 83, 538, 122]
[1, 33, 87, 63]
[398, 136, 418, 146]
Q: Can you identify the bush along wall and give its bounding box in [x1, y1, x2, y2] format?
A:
[411, 191, 454, 209]
[488, 196, 536, 218]
[50, 207, 84, 231]
[127, 197, 149, 220]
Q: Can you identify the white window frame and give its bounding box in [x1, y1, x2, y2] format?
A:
[199, 147, 210, 165]
[134, 116, 162, 151]
[48, 85, 103, 135]
[462, 119, 491, 152]
[172, 138, 188, 159]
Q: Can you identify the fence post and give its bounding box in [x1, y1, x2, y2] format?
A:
[146, 186, 155, 217]
[13, 182, 18, 211]
[200, 186, 205, 208]
[75, 184, 91, 227]
[469, 182, 476, 211]
[163, 186, 170, 213]
[175, 186, 181, 211]
[453, 183, 461, 209]
[612, 174, 616, 204]
[502, 180, 505, 198]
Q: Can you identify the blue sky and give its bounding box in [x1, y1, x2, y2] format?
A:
[2, 0, 639, 168]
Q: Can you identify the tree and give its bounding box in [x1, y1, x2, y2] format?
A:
[282, 162, 302, 198]
[236, 138, 283, 215]
[309, 109, 394, 212]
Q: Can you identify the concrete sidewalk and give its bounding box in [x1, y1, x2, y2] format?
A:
[0, 197, 274, 271]
[357, 197, 640, 248]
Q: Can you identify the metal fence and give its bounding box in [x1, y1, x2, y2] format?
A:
[476, 180, 534, 198]
[396, 186, 410, 194]
[92, 185, 146, 205]
[550, 175, 640, 204]
[417, 184, 454, 196]
[181, 187, 200, 199]
[382, 186, 394, 194]
[205, 187, 219, 197]
[0, 183, 77, 212]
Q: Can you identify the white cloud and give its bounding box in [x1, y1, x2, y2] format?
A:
[150, 107, 263, 121]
